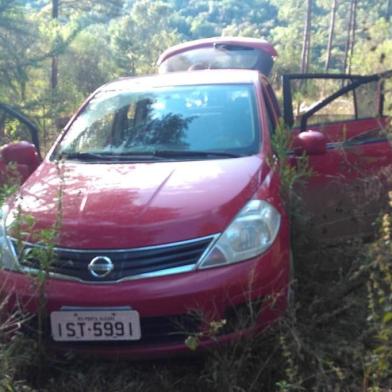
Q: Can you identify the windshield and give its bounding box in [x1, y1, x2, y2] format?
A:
[52, 84, 260, 161]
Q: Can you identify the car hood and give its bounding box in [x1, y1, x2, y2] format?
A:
[10, 157, 268, 249]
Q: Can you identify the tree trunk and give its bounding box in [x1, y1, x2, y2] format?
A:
[300, 0, 312, 73]
[343, 0, 354, 74]
[347, 0, 357, 74]
[387, 0, 392, 21]
[0, 111, 6, 143]
[325, 0, 338, 72]
[51, 56, 58, 90]
[52, 0, 59, 18]
[51, 0, 59, 90]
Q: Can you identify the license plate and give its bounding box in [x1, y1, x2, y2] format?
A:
[50, 308, 141, 342]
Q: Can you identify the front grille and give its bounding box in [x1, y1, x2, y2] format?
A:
[15, 235, 215, 282]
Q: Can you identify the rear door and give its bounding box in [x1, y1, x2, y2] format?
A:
[283, 71, 392, 241]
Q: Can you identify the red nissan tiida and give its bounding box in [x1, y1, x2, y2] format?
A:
[0, 37, 391, 358]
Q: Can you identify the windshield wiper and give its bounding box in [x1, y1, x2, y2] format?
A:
[152, 150, 242, 159]
[59, 150, 242, 162]
[60, 151, 166, 162]
[60, 152, 112, 161]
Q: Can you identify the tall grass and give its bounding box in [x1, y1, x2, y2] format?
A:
[0, 122, 391, 391]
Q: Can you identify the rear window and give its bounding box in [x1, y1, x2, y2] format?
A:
[53, 84, 260, 160]
[159, 46, 274, 75]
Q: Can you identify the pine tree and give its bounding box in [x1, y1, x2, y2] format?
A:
[300, 0, 312, 73]
[325, 0, 338, 72]
[51, 0, 59, 90]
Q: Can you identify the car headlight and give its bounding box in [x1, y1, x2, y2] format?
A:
[0, 205, 19, 271]
[198, 200, 281, 269]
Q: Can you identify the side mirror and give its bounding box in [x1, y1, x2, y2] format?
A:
[1, 141, 41, 174]
[293, 130, 327, 155]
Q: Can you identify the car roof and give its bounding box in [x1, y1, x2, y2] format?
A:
[157, 36, 277, 66]
[99, 69, 262, 92]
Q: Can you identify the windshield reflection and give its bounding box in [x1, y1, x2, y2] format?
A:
[54, 84, 260, 161]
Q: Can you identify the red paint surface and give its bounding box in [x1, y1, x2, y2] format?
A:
[16, 157, 268, 248]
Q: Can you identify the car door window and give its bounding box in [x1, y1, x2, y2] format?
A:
[304, 80, 380, 126]
[307, 90, 355, 126]
[282, 72, 390, 131]
[0, 104, 40, 151]
[355, 81, 380, 119]
[0, 108, 34, 145]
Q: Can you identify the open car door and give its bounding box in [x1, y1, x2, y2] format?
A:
[283, 71, 392, 241]
[0, 103, 41, 186]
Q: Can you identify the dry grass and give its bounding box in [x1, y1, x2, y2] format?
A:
[1, 120, 391, 392]
[1, 224, 391, 391]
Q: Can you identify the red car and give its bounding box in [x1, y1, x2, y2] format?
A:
[0, 37, 391, 358]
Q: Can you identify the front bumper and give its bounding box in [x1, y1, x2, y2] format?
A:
[0, 240, 289, 359]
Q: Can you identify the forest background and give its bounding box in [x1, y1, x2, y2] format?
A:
[0, 0, 391, 150]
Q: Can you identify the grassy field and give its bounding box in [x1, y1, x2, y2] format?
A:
[1, 122, 391, 391]
[1, 215, 391, 392]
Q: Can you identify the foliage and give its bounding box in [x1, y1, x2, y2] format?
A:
[351, 19, 392, 74]
[1, 212, 392, 390]
[0, 164, 20, 205]
[271, 121, 312, 203]
[0, 0, 38, 102]
[363, 204, 392, 389]
[0, 0, 390, 148]
[111, 0, 182, 76]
